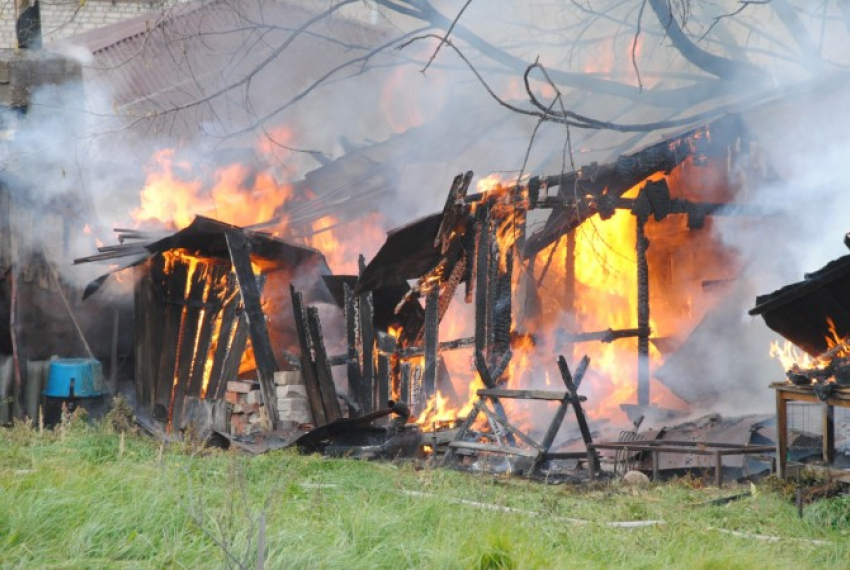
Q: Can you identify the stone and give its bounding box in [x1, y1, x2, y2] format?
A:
[245, 390, 263, 405]
[622, 470, 651, 486]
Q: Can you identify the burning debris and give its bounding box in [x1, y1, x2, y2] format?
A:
[62, 108, 779, 487]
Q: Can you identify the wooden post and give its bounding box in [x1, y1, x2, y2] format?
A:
[290, 285, 327, 427]
[776, 388, 788, 479]
[422, 284, 439, 402]
[358, 255, 375, 414]
[343, 284, 363, 415]
[714, 450, 723, 488]
[226, 231, 279, 429]
[306, 307, 341, 423]
[823, 401, 835, 465]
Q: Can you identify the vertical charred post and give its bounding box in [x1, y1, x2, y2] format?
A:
[343, 283, 363, 416]
[306, 307, 342, 423]
[474, 204, 491, 378]
[358, 255, 375, 414]
[400, 361, 411, 407]
[493, 247, 513, 357]
[422, 283, 440, 403]
[635, 214, 651, 407]
[290, 285, 327, 427]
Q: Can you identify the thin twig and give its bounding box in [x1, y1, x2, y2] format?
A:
[422, 0, 474, 73]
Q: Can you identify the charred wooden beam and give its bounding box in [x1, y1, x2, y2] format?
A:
[206, 276, 239, 401]
[434, 171, 473, 253]
[187, 263, 228, 399]
[557, 355, 597, 474]
[306, 306, 342, 423]
[397, 336, 475, 359]
[218, 311, 250, 400]
[400, 361, 411, 407]
[359, 254, 375, 414]
[474, 205, 491, 363]
[343, 283, 363, 415]
[422, 284, 440, 404]
[171, 262, 207, 430]
[559, 327, 649, 344]
[154, 259, 188, 424]
[290, 285, 327, 427]
[226, 231, 279, 429]
[377, 353, 390, 411]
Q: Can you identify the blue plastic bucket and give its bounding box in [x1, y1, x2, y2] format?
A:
[44, 359, 106, 398]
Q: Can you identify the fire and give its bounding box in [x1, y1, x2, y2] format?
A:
[131, 148, 295, 231]
[770, 340, 819, 372]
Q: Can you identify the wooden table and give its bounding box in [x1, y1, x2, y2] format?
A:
[772, 382, 850, 480]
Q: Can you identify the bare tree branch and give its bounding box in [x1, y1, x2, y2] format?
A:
[648, 0, 768, 80]
[421, 0, 474, 73]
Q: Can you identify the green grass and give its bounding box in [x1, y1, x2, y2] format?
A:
[1, 422, 849, 569]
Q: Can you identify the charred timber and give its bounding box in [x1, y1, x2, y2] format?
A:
[422, 284, 439, 403]
[523, 115, 745, 257]
[226, 231, 279, 428]
[396, 336, 475, 358]
[290, 285, 328, 427]
[560, 327, 649, 344]
[306, 307, 342, 423]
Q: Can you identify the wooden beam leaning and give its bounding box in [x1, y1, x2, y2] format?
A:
[306, 307, 342, 423]
[226, 231, 279, 429]
[290, 285, 327, 427]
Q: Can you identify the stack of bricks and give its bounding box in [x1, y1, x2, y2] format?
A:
[225, 379, 265, 436]
[274, 371, 313, 426]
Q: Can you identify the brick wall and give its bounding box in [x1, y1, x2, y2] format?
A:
[0, 0, 191, 49]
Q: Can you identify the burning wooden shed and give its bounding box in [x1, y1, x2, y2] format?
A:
[77, 216, 331, 434]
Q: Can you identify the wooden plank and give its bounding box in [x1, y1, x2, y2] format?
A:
[171, 261, 208, 431]
[823, 402, 835, 465]
[306, 306, 342, 423]
[358, 255, 375, 414]
[422, 284, 439, 402]
[400, 361, 411, 406]
[290, 285, 327, 426]
[377, 353, 390, 410]
[133, 264, 149, 409]
[343, 284, 363, 415]
[216, 311, 249, 400]
[448, 441, 540, 459]
[186, 263, 228, 398]
[154, 258, 188, 424]
[477, 388, 569, 401]
[205, 274, 239, 400]
[226, 231, 279, 429]
[776, 389, 788, 479]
